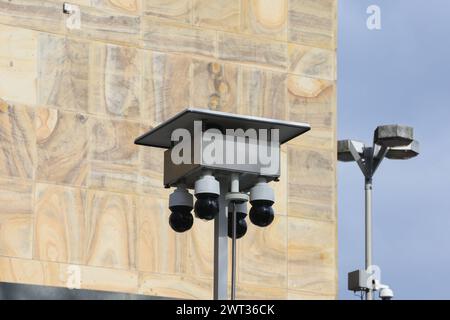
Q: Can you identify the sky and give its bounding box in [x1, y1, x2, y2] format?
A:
[338, 0, 450, 299]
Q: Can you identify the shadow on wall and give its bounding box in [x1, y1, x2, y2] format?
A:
[0, 282, 169, 300]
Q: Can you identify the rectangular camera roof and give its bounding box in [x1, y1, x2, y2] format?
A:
[135, 108, 311, 149]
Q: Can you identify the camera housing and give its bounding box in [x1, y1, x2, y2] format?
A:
[194, 172, 220, 220]
[379, 287, 394, 300]
[249, 179, 275, 227]
[228, 202, 248, 239]
[168, 186, 194, 232]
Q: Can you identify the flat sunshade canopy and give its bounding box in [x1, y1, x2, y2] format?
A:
[135, 108, 311, 148]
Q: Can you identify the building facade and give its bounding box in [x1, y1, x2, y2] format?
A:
[0, 0, 337, 299]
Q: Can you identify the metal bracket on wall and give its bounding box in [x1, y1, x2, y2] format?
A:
[63, 2, 81, 30]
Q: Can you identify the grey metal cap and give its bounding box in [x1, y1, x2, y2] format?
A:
[169, 187, 193, 208]
[233, 202, 247, 214]
[249, 181, 275, 202]
[194, 174, 220, 195]
[374, 124, 414, 147]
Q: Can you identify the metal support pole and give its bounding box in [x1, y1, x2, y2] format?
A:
[214, 182, 228, 300]
[230, 173, 238, 300]
[231, 202, 237, 300]
[365, 177, 373, 300]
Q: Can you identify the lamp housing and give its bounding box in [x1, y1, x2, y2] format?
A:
[374, 124, 414, 147]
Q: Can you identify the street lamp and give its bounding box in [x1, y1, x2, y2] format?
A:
[135, 108, 310, 300]
[338, 124, 419, 300]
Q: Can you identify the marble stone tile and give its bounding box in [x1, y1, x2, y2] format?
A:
[287, 146, 335, 221]
[90, 0, 141, 15]
[192, 60, 238, 113]
[0, 178, 33, 258]
[288, 217, 336, 295]
[89, 43, 142, 120]
[53, 0, 96, 7]
[68, 3, 141, 46]
[140, 141, 164, 172]
[0, 25, 38, 105]
[137, 196, 188, 274]
[85, 190, 136, 269]
[0, 178, 33, 215]
[38, 34, 90, 112]
[241, 0, 287, 40]
[80, 264, 139, 293]
[236, 284, 287, 300]
[141, 51, 156, 125]
[194, 0, 240, 32]
[138, 143, 169, 197]
[142, 52, 191, 124]
[0, 256, 139, 293]
[36, 108, 89, 186]
[89, 161, 138, 194]
[0, 257, 67, 288]
[0, 101, 36, 180]
[239, 215, 287, 288]
[142, 18, 217, 59]
[0, 214, 32, 258]
[90, 117, 140, 166]
[239, 67, 286, 120]
[218, 32, 287, 70]
[287, 75, 335, 150]
[288, 289, 335, 300]
[288, 0, 336, 50]
[139, 272, 212, 299]
[288, 44, 335, 80]
[186, 218, 214, 279]
[0, 0, 65, 35]
[138, 169, 169, 198]
[143, 0, 192, 24]
[34, 183, 86, 264]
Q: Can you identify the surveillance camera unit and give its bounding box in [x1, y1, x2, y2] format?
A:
[379, 286, 394, 300]
[168, 186, 194, 232]
[135, 108, 310, 300]
[194, 171, 220, 220]
[249, 178, 275, 227]
[348, 269, 394, 300]
[228, 202, 248, 239]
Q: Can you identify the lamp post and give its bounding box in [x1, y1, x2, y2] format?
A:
[338, 125, 419, 300]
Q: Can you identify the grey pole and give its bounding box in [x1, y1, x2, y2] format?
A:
[338, 127, 419, 300]
[231, 202, 237, 300]
[230, 173, 239, 300]
[365, 177, 373, 300]
[214, 182, 228, 300]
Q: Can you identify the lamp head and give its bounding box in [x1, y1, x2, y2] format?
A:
[337, 140, 365, 162]
[385, 140, 420, 160]
[374, 124, 414, 147]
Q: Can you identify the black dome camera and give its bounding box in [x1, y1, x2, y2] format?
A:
[249, 200, 274, 227]
[249, 179, 275, 227]
[194, 172, 220, 220]
[195, 193, 219, 220]
[228, 202, 248, 239]
[168, 186, 194, 233]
